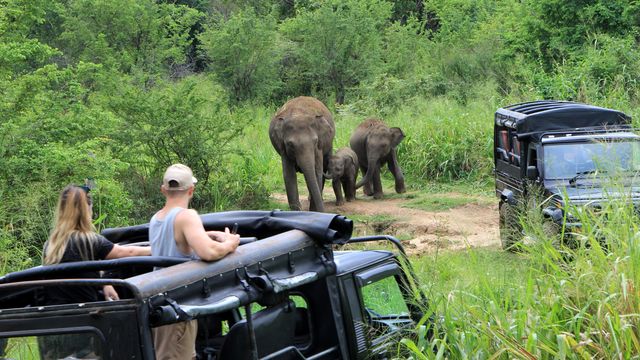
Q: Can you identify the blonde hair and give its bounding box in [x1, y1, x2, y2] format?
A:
[44, 185, 97, 265]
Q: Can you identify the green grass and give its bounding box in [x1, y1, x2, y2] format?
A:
[402, 193, 491, 212]
[401, 195, 640, 359]
[5, 337, 40, 359]
[412, 248, 528, 299]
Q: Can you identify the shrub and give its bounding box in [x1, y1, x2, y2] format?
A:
[199, 8, 281, 104]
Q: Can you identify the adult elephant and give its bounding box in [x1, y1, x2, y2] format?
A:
[269, 96, 335, 212]
[350, 118, 406, 199]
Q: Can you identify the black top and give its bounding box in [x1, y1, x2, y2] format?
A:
[496, 101, 631, 141]
[44, 234, 114, 305]
[102, 210, 354, 246]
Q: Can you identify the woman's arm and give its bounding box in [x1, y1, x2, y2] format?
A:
[103, 285, 119, 301]
[105, 244, 151, 259]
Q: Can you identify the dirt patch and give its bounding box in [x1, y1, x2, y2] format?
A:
[270, 189, 500, 254]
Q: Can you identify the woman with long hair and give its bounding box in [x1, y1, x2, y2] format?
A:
[43, 184, 151, 303]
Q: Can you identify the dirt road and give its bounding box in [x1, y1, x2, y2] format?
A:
[271, 190, 500, 254]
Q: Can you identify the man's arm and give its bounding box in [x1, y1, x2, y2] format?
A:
[177, 209, 240, 261]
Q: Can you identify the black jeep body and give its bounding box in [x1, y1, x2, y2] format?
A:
[0, 211, 427, 359]
[494, 100, 638, 249]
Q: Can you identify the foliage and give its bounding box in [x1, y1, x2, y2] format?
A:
[1, 1, 640, 358]
[57, 0, 203, 75]
[199, 8, 281, 103]
[280, 0, 392, 104]
[109, 76, 256, 215]
[404, 194, 640, 358]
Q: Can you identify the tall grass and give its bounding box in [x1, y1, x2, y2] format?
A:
[405, 189, 640, 358]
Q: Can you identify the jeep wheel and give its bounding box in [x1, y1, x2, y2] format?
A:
[542, 219, 560, 238]
[499, 202, 521, 251]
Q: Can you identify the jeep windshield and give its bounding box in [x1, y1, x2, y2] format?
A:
[543, 139, 640, 181]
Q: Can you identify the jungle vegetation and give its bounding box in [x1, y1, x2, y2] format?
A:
[2, 1, 640, 357]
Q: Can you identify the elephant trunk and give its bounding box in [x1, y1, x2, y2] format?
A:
[323, 171, 333, 179]
[355, 157, 376, 189]
[299, 155, 325, 212]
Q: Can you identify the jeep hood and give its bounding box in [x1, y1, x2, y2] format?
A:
[546, 181, 640, 204]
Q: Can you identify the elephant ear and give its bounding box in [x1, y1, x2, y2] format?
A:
[390, 127, 405, 147]
[316, 114, 333, 129]
[347, 151, 358, 168]
[269, 116, 286, 151]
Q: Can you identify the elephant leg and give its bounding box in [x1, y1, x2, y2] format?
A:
[360, 166, 373, 196]
[333, 179, 345, 206]
[372, 166, 383, 200]
[346, 174, 356, 201]
[282, 157, 301, 210]
[316, 154, 327, 194]
[388, 149, 406, 194]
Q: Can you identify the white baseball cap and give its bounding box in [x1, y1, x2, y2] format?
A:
[162, 164, 197, 190]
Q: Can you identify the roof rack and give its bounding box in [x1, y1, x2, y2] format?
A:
[496, 100, 631, 141]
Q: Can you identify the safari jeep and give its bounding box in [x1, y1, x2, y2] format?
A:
[0, 211, 428, 359]
[494, 100, 639, 249]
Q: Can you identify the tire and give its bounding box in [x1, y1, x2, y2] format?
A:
[542, 219, 561, 238]
[499, 202, 521, 251]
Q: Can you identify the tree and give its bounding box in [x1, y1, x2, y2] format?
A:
[57, 0, 202, 75]
[280, 0, 392, 104]
[199, 8, 281, 103]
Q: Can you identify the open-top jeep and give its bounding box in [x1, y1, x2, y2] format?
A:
[494, 100, 639, 249]
[0, 211, 428, 359]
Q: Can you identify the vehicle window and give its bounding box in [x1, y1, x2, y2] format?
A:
[496, 129, 522, 167]
[511, 136, 522, 166]
[528, 146, 537, 167]
[290, 295, 312, 348]
[497, 129, 510, 161]
[544, 140, 640, 180]
[361, 275, 409, 318]
[1, 332, 104, 359]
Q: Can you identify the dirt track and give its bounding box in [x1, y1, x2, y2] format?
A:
[271, 190, 500, 254]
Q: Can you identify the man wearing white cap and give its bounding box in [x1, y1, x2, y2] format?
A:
[149, 163, 240, 360]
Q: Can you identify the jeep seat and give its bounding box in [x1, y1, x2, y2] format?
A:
[217, 300, 297, 360]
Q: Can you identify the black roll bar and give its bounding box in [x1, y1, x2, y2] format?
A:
[346, 235, 407, 256]
[0, 257, 190, 285]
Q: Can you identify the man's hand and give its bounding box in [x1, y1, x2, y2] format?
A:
[103, 285, 119, 301]
[207, 228, 240, 249]
[206, 230, 227, 242]
[208, 227, 240, 251]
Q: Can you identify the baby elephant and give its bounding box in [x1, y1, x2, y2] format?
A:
[324, 148, 359, 206]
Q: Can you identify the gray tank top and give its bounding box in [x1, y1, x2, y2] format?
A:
[149, 207, 196, 259]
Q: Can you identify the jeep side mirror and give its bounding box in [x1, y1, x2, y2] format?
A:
[526, 165, 539, 180]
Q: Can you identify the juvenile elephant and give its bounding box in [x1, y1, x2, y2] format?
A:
[324, 147, 359, 206]
[269, 96, 335, 212]
[349, 118, 406, 199]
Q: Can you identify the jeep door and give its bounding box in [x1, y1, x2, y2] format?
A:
[338, 259, 418, 359]
[0, 301, 149, 359]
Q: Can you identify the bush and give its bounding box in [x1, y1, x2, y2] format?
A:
[109, 75, 269, 214]
[199, 8, 281, 104]
[280, 0, 392, 104]
[406, 187, 640, 358]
